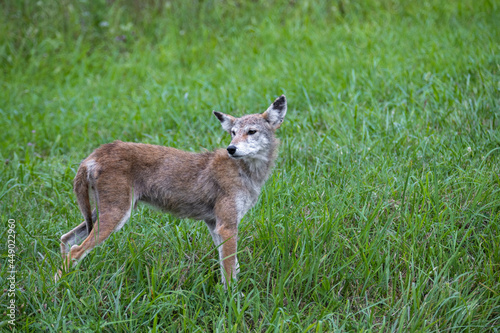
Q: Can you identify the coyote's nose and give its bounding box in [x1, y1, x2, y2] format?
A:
[227, 145, 237, 155]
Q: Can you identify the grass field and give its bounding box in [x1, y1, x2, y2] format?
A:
[1, 0, 500, 331]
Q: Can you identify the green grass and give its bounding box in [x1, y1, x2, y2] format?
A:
[1, 0, 500, 331]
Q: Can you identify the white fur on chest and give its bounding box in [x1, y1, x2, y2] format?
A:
[235, 192, 257, 222]
[235, 177, 262, 221]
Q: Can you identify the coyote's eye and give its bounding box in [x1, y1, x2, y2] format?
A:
[248, 130, 257, 135]
[231, 130, 236, 136]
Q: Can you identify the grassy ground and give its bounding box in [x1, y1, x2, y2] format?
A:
[1, 0, 499, 331]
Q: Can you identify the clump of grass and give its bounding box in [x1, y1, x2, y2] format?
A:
[1, 0, 499, 331]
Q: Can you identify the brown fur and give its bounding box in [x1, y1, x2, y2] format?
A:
[56, 95, 287, 288]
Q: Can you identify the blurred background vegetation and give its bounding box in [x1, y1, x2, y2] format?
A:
[1, 0, 498, 157]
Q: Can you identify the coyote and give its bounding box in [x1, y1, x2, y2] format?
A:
[56, 95, 287, 288]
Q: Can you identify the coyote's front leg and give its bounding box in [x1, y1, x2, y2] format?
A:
[217, 225, 239, 288]
[207, 201, 240, 288]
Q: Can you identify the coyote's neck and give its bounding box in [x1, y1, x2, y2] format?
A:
[239, 138, 279, 186]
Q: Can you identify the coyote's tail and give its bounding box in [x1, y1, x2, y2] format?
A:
[73, 164, 93, 232]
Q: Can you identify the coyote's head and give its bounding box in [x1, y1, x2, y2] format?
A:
[213, 95, 287, 160]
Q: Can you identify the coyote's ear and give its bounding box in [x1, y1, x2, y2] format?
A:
[262, 95, 287, 129]
[213, 111, 236, 133]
